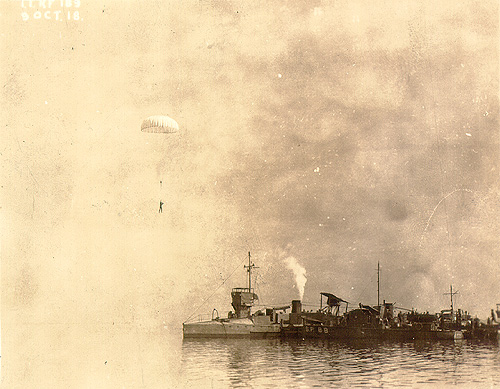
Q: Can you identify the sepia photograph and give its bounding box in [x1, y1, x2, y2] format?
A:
[2, 0, 499, 387]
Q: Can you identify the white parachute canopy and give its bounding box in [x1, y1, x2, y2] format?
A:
[141, 115, 179, 133]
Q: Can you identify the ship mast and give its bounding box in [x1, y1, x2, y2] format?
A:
[377, 261, 380, 308]
[244, 251, 258, 292]
[444, 284, 459, 319]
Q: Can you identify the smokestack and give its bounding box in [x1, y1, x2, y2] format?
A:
[292, 300, 302, 314]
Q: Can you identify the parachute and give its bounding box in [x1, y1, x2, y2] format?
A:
[141, 115, 179, 134]
[140, 115, 180, 214]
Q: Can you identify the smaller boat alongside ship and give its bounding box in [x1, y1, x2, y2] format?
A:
[183, 252, 290, 338]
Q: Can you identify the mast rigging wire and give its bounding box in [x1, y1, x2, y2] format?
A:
[183, 254, 250, 324]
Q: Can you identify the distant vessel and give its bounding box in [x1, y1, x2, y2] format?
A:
[183, 252, 290, 338]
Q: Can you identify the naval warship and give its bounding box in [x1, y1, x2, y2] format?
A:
[183, 252, 290, 338]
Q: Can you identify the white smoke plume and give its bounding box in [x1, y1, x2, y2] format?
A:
[285, 256, 307, 300]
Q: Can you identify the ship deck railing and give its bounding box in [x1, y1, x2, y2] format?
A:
[232, 287, 255, 293]
[184, 313, 216, 323]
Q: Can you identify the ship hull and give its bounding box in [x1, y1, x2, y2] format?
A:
[183, 318, 281, 339]
[282, 325, 463, 341]
[463, 324, 500, 340]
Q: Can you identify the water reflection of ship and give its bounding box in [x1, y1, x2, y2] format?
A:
[183, 252, 290, 338]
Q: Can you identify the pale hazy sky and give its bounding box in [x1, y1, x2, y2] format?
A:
[2, 0, 499, 383]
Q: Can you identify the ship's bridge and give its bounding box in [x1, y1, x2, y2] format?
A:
[231, 288, 258, 318]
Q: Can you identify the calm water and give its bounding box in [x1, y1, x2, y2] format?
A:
[180, 337, 500, 388]
[5, 325, 500, 387]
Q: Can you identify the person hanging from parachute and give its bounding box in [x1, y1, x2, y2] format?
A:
[141, 115, 179, 214]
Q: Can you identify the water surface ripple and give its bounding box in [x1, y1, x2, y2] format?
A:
[180, 338, 500, 388]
